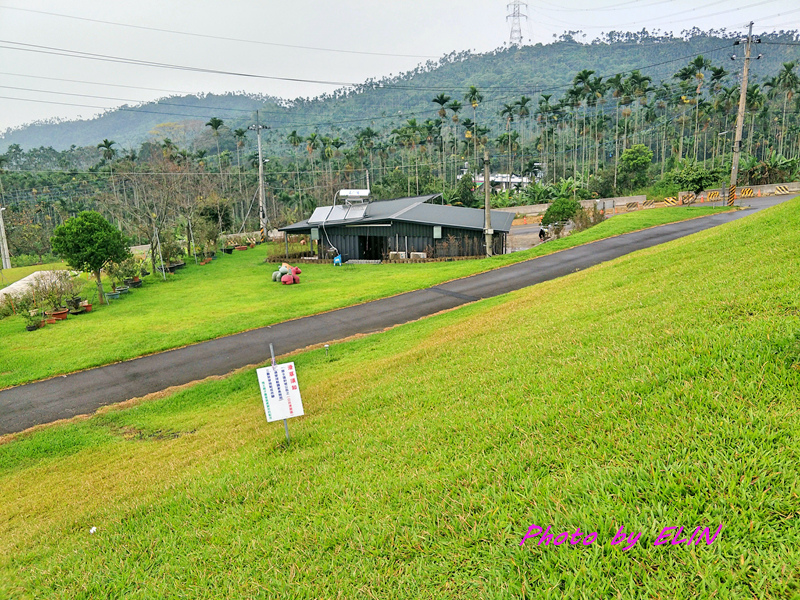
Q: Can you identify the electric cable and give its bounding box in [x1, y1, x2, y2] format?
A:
[0, 6, 440, 60]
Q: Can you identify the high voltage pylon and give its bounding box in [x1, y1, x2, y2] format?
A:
[507, 0, 528, 47]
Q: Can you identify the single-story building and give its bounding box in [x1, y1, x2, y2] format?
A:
[280, 194, 514, 261]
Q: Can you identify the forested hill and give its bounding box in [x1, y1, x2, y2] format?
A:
[2, 29, 799, 152]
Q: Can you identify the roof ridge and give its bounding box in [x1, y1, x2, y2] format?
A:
[387, 201, 424, 220]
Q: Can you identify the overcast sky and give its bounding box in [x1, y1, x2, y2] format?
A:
[1, 0, 799, 132]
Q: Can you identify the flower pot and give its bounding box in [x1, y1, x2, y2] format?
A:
[116, 286, 129, 294]
[105, 291, 120, 300]
[130, 280, 142, 288]
[81, 302, 93, 313]
[46, 317, 57, 324]
[52, 308, 69, 321]
[223, 248, 234, 254]
[235, 245, 248, 251]
[26, 324, 38, 332]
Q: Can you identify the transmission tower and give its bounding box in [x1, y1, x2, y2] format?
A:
[507, 0, 528, 47]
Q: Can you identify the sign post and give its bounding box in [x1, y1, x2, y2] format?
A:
[256, 343, 304, 444]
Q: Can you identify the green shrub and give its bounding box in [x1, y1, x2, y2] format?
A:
[10, 253, 60, 268]
[542, 197, 581, 225]
[666, 162, 723, 193]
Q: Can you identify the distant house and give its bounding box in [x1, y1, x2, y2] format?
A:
[468, 173, 533, 191]
[280, 194, 513, 261]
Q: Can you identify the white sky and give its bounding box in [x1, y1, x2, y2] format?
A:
[1, 0, 799, 131]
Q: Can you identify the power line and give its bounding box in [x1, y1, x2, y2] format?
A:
[0, 40, 750, 142]
[0, 71, 193, 95]
[528, 0, 782, 30]
[0, 6, 440, 60]
[0, 84, 276, 115]
[0, 37, 741, 98]
[529, 0, 680, 13]
[0, 40, 359, 88]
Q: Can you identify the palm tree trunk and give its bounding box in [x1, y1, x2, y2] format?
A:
[781, 93, 789, 156]
[614, 103, 620, 190]
[236, 147, 243, 195]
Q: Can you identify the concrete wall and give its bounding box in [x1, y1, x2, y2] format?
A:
[688, 181, 800, 203]
[498, 195, 648, 219]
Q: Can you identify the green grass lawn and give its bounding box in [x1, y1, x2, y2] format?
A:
[0, 206, 728, 389]
[0, 262, 67, 288]
[0, 200, 798, 598]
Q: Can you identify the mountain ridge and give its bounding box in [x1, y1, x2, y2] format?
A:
[2, 29, 798, 152]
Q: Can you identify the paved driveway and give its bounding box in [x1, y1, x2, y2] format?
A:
[0, 195, 793, 435]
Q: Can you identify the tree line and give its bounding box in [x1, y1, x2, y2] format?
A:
[1, 54, 799, 266]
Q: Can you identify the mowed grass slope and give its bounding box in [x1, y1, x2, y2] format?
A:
[0, 262, 67, 288]
[0, 206, 727, 389]
[2, 200, 798, 597]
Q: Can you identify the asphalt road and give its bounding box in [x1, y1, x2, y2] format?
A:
[0, 196, 792, 435]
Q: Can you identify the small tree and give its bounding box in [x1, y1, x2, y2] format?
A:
[619, 144, 653, 191]
[451, 173, 479, 207]
[50, 211, 130, 303]
[542, 197, 581, 225]
[667, 162, 722, 193]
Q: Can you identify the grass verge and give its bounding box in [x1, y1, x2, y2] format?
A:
[0, 200, 798, 597]
[0, 206, 727, 389]
[0, 262, 67, 288]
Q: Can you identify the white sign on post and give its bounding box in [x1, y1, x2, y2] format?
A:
[256, 362, 304, 423]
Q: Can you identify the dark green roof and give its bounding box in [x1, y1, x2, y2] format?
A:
[281, 194, 513, 233]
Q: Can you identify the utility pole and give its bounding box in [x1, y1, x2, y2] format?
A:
[0, 206, 10, 270]
[729, 21, 755, 206]
[249, 111, 270, 242]
[483, 148, 493, 257]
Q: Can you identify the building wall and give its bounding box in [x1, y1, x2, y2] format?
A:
[318, 222, 504, 259]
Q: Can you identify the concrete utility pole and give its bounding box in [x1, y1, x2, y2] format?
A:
[249, 112, 270, 242]
[483, 148, 493, 257]
[729, 21, 754, 206]
[0, 207, 11, 270]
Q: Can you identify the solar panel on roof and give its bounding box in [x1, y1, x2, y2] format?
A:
[307, 204, 368, 225]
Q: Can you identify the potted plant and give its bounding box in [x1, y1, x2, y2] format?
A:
[35, 272, 70, 321]
[160, 230, 186, 270]
[66, 294, 85, 314]
[105, 261, 124, 293]
[24, 311, 44, 331]
[138, 257, 151, 278]
[119, 256, 142, 288]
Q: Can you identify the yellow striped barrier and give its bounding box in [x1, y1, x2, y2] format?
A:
[664, 197, 678, 206]
[707, 191, 719, 200]
[643, 199, 655, 208]
[682, 192, 696, 205]
[776, 185, 790, 195]
[626, 201, 639, 210]
[728, 185, 736, 206]
[741, 188, 754, 198]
